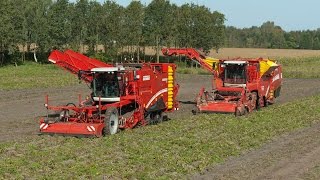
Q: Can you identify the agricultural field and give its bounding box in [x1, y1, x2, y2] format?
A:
[1, 48, 320, 179]
[147, 47, 320, 59]
[210, 47, 320, 59]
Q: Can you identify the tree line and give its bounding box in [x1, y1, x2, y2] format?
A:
[225, 21, 320, 50]
[0, 0, 225, 65]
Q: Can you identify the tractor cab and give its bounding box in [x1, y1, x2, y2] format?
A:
[91, 67, 125, 102]
[221, 60, 247, 87]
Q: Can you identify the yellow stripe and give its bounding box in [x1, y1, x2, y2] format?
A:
[167, 66, 174, 109]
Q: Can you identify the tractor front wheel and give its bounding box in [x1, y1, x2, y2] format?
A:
[103, 107, 119, 135]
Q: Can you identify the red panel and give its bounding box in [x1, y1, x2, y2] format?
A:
[48, 49, 112, 82]
[39, 121, 104, 137]
[198, 102, 237, 113]
[64, 50, 110, 68]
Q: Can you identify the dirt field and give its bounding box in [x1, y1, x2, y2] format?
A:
[1, 74, 320, 178]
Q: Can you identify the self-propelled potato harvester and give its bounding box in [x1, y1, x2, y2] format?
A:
[39, 50, 179, 137]
[162, 48, 282, 115]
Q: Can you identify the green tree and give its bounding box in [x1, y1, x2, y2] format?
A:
[210, 11, 225, 51]
[22, 0, 51, 62]
[86, 1, 103, 54]
[176, 4, 193, 48]
[70, 0, 89, 52]
[100, 0, 124, 60]
[144, 0, 175, 62]
[0, 0, 14, 65]
[0, 0, 229, 65]
[47, 0, 72, 49]
[123, 1, 145, 61]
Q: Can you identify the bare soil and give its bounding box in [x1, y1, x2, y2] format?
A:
[1, 74, 320, 178]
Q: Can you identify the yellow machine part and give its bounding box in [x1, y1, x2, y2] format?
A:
[167, 66, 174, 109]
[259, 59, 279, 77]
[204, 57, 219, 71]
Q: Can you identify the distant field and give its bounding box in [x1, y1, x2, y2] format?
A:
[210, 48, 320, 59]
[145, 47, 320, 59]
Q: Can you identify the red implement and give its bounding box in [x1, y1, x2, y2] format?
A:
[163, 48, 282, 115]
[48, 50, 112, 82]
[39, 50, 179, 137]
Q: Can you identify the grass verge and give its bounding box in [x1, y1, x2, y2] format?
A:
[0, 62, 77, 90]
[1, 94, 320, 179]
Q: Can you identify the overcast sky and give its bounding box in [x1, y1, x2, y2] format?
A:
[73, 0, 320, 31]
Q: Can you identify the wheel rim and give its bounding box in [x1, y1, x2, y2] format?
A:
[156, 114, 162, 122]
[59, 110, 69, 121]
[109, 113, 118, 135]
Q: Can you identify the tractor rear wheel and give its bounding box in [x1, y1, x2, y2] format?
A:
[103, 107, 119, 135]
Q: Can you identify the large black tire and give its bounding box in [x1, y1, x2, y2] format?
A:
[256, 95, 261, 110]
[148, 111, 163, 125]
[263, 96, 268, 107]
[103, 107, 119, 135]
[274, 86, 281, 98]
[235, 108, 242, 117]
[251, 92, 258, 110]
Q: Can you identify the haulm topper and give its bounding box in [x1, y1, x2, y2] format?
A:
[39, 50, 179, 137]
[162, 48, 282, 115]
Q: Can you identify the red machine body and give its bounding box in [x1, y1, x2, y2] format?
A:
[162, 48, 282, 115]
[40, 50, 179, 137]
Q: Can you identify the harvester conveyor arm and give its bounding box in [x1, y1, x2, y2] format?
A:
[48, 50, 112, 83]
[161, 48, 218, 74]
